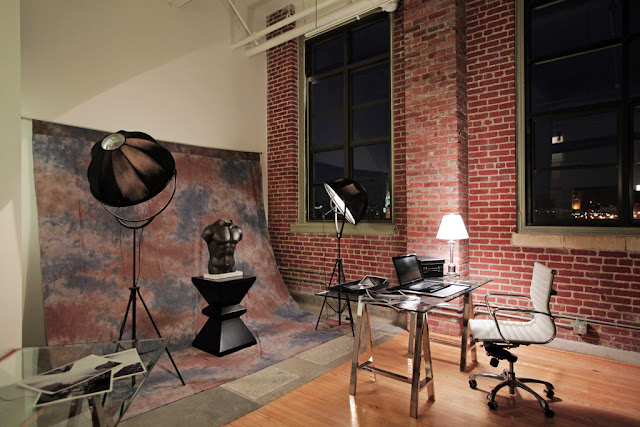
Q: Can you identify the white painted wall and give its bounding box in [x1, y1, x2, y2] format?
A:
[22, 0, 266, 152]
[19, 0, 268, 345]
[0, 0, 23, 349]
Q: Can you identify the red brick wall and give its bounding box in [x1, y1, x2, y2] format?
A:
[466, 0, 639, 352]
[266, 5, 408, 295]
[266, 1, 640, 352]
[402, 0, 468, 335]
[266, 6, 303, 277]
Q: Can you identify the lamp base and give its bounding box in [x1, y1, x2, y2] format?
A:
[446, 263, 459, 277]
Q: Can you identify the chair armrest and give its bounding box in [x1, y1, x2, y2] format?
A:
[484, 293, 531, 301]
[489, 307, 556, 344]
[483, 293, 530, 312]
[483, 293, 532, 328]
[493, 307, 554, 319]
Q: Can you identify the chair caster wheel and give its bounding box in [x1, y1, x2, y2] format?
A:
[544, 409, 555, 417]
[545, 388, 554, 398]
[488, 401, 498, 410]
[469, 379, 477, 389]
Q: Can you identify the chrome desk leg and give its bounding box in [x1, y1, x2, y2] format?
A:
[88, 395, 106, 426]
[460, 291, 477, 372]
[67, 399, 82, 427]
[422, 315, 435, 402]
[363, 304, 376, 382]
[409, 312, 435, 418]
[349, 300, 365, 396]
[408, 312, 416, 357]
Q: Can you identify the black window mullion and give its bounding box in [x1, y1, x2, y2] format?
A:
[525, 0, 637, 227]
[306, 13, 391, 221]
[343, 33, 350, 180]
[621, 0, 631, 223]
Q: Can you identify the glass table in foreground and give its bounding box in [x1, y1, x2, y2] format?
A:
[318, 276, 493, 419]
[0, 338, 168, 427]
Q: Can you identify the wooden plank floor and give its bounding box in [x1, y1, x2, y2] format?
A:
[230, 331, 640, 426]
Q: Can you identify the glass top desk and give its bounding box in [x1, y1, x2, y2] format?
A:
[0, 338, 167, 427]
[317, 276, 493, 418]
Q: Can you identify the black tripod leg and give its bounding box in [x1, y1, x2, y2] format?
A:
[137, 289, 186, 386]
[334, 258, 344, 325]
[315, 297, 328, 330]
[117, 292, 134, 341]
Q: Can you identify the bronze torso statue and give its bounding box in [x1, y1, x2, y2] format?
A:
[201, 219, 243, 274]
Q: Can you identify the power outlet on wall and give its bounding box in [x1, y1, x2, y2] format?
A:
[573, 319, 588, 335]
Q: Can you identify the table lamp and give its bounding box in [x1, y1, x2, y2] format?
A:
[436, 213, 469, 277]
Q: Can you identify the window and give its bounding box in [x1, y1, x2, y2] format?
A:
[524, 0, 640, 227]
[305, 14, 392, 222]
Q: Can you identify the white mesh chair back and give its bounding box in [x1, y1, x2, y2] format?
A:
[469, 262, 556, 344]
[531, 262, 554, 314]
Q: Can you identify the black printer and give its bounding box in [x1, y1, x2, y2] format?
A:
[417, 255, 445, 277]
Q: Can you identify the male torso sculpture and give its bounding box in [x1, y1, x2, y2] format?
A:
[201, 219, 243, 274]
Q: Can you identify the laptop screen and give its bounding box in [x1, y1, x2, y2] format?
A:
[392, 254, 423, 286]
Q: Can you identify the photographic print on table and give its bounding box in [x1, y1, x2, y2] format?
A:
[103, 348, 146, 379]
[19, 354, 121, 394]
[34, 370, 113, 407]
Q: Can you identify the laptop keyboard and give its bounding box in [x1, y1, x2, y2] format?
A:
[407, 282, 446, 293]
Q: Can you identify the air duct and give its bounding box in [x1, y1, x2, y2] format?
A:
[231, 0, 397, 57]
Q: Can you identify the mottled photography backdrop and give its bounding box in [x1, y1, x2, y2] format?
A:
[31, 120, 344, 416]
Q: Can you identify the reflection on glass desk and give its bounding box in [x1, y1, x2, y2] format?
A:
[0, 338, 168, 427]
[339, 276, 493, 419]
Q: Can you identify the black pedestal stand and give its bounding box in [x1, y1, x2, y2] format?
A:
[191, 276, 257, 356]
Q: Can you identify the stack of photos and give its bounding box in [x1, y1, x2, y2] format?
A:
[332, 276, 388, 294]
[361, 290, 421, 308]
[19, 349, 146, 407]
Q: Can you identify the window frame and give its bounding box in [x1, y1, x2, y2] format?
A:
[516, 0, 640, 235]
[291, 12, 396, 236]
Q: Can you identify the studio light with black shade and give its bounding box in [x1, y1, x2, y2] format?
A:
[315, 178, 368, 334]
[87, 130, 185, 386]
[436, 213, 469, 277]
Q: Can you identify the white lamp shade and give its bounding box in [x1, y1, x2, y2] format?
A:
[436, 213, 469, 241]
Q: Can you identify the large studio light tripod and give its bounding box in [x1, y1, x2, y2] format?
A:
[87, 131, 185, 386]
[315, 178, 367, 334]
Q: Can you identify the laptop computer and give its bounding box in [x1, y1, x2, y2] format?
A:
[392, 254, 448, 293]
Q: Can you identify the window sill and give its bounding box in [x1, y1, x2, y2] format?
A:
[512, 232, 640, 252]
[290, 221, 396, 236]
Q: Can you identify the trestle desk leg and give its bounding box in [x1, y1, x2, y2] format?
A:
[363, 304, 376, 382]
[460, 291, 476, 372]
[408, 312, 416, 357]
[409, 312, 435, 418]
[67, 399, 82, 427]
[422, 313, 435, 401]
[88, 395, 106, 426]
[349, 300, 365, 395]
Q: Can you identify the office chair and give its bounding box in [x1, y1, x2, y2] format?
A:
[468, 262, 557, 417]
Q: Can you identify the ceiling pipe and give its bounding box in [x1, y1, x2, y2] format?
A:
[226, 0, 259, 46]
[244, 0, 397, 57]
[231, 0, 344, 50]
[169, 0, 192, 7]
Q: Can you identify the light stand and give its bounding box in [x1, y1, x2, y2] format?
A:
[106, 196, 185, 386]
[88, 131, 185, 386]
[316, 200, 353, 333]
[315, 178, 367, 335]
